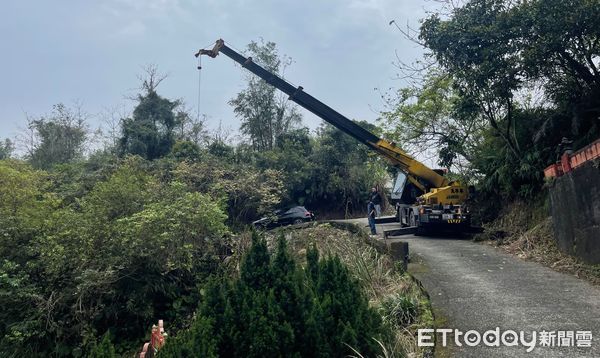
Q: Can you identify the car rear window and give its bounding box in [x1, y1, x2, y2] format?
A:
[283, 207, 307, 214]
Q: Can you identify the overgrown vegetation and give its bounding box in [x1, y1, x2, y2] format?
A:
[382, 0, 599, 208]
[161, 232, 387, 357]
[475, 202, 600, 285]
[0, 158, 230, 356]
[256, 224, 434, 357]
[0, 41, 394, 356]
[0, 152, 392, 356]
[157, 224, 433, 357]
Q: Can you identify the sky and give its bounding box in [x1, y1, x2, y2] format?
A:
[0, 0, 439, 148]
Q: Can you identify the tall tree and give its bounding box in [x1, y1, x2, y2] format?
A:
[518, 0, 600, 146]
[174, 110, 209, 146]
[408, 0, 600, 199]
[307, 122, 389, 215]
[420, 0, 525, 158]
[119, 67, 178, 160]
[0, 138, 14, 160]
[419, 0, 600, 153]
[25, 103, 87, 169]
[379, 69, 485, 171]
[229, 40, 302, 151]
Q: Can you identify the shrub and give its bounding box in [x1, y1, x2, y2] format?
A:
[89, 333, 117, 358]
[161, 234, 387, 357]
[380, 294, 419, 328]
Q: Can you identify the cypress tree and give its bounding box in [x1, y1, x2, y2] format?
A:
[315, 256, 384, 356]
[89, 333, 117, 358]
[160, 233, 386, 357]
[239, 231, 272, 290]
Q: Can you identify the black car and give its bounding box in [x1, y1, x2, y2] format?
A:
[253, 206, 315, 229]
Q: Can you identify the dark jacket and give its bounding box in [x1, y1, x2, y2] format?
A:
[370, 192, 382, 205]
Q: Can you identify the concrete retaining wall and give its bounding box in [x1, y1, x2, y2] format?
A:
[548, 160, 600, 264]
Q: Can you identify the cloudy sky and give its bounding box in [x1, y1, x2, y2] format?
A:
[0, 0, 439, 146]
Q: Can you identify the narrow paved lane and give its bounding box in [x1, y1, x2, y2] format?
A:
[357, 219, 600, 357]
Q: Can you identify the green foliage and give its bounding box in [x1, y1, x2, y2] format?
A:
[158, 316, 218, 358]
[0, 138, 14, 159]
[207, 140, 234, 160]
[420, 0, 600, 142]
[170, 140, 202, 162]
[229, 40, 302, 151]
[241, 121, 390, 216]
[119, 71, 178, 160]
[380, 294, 419, 328]
[253, 128, 314, 206]
[161, 233, 386, 357]
[0, 157, 230, 356]
[0, 160, 53, 226]
[26, 103, 88, 169]
[469, 109, 555, 200]
[115, 188, 229, 270]
[380, 70, 484, 170]
[89, 333, 117, 358]
[173, 158, 285, 224]
[378, 0, 600, 204]
[0, 161, 59, 356]
[517, 0, 600, 138]
[307, 123, 389, 214]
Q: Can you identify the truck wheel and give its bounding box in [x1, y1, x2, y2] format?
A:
[409, 211, 416, 227]
[398, 207, 407, 227]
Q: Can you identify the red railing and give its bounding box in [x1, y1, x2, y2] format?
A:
[139, 320, 167, 358]
[544, 138, 600, 178]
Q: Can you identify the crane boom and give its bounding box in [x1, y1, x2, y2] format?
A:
[196, 39, 448, 192]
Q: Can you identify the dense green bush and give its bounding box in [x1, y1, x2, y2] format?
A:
[0, 158, 230, 356]
[160, 234, 387, 357]
[242, 123, 389, 217]
[89, 334, 117, 358]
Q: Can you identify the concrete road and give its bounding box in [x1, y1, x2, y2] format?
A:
[358, 219, 600, 357]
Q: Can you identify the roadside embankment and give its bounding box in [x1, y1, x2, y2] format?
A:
[257, 222, 435, 358]
[475, 201, 600, 285]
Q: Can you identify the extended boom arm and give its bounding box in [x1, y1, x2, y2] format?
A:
[196, 39, 450, 193]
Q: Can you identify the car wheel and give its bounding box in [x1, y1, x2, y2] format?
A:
[293, 219, 304, 225]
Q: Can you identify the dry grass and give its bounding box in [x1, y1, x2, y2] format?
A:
[474, 202, 600, 285]
[280, 223, 433, 358]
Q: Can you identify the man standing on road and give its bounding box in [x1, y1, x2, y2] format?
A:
[370, 187, 382, 217]
[367, 201, 377, 235]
